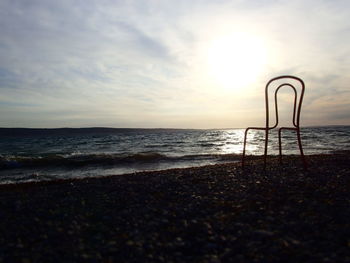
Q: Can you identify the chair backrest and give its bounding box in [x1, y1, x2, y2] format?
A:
[265, 75, 305, 129]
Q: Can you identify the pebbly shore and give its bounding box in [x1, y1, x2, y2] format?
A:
[0, 154, 349, 262]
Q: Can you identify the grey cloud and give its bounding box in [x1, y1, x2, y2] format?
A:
[110, 20, 170, 58]
[1, 0, 350, 127]
[328, 110, 350, 121]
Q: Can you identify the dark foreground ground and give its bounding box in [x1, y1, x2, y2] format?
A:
[0, 154, 349, 262]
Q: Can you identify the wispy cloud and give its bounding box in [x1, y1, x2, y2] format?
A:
[0, 0, 349, 127]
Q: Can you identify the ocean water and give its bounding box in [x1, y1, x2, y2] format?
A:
[0, 126, 349, 184]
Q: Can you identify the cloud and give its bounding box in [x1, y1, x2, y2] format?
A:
[0, 0, 349, 127]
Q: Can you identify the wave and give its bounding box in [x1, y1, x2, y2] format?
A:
[0, 152, 242, 170]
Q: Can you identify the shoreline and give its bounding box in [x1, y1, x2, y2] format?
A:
[0, 153, 349, 261]
[0, 152, 347, 188]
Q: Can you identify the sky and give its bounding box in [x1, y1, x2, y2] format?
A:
[0, 0, 350, 128]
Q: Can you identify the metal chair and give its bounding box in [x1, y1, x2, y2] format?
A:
[242, 75, 307, 169]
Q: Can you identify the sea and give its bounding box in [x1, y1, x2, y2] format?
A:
[0, 126, 349, 184]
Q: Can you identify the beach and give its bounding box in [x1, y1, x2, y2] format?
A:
[0, 153, 349, 262]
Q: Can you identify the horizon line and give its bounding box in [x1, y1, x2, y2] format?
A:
[1, 124, 350, 130]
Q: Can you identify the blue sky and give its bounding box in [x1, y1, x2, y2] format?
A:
[1, 0, 350, 128]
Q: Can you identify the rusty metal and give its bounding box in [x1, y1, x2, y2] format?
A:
[242, 75, 307, 169]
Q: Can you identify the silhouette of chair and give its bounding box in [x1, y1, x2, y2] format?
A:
[242, 75, 307, 169]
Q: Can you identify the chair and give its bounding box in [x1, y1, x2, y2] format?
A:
[242, 75, 307, 169]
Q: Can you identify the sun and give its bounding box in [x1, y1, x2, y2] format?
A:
[207, 32, 268, 90]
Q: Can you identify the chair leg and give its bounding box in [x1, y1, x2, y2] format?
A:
[242, 129, 249, 168]
[264, 129, 269, 169]
[296, 128, 307, 169]
[278, 128, 283, 165]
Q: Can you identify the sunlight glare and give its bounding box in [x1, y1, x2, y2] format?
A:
[207, 32, 268, 91]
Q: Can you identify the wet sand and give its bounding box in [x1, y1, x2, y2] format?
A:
[0, 154, 349, 262]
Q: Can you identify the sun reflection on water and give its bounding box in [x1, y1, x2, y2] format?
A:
[217, 129, 266, 155]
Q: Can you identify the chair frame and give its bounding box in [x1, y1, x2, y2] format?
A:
[242, 75, 307, 169]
